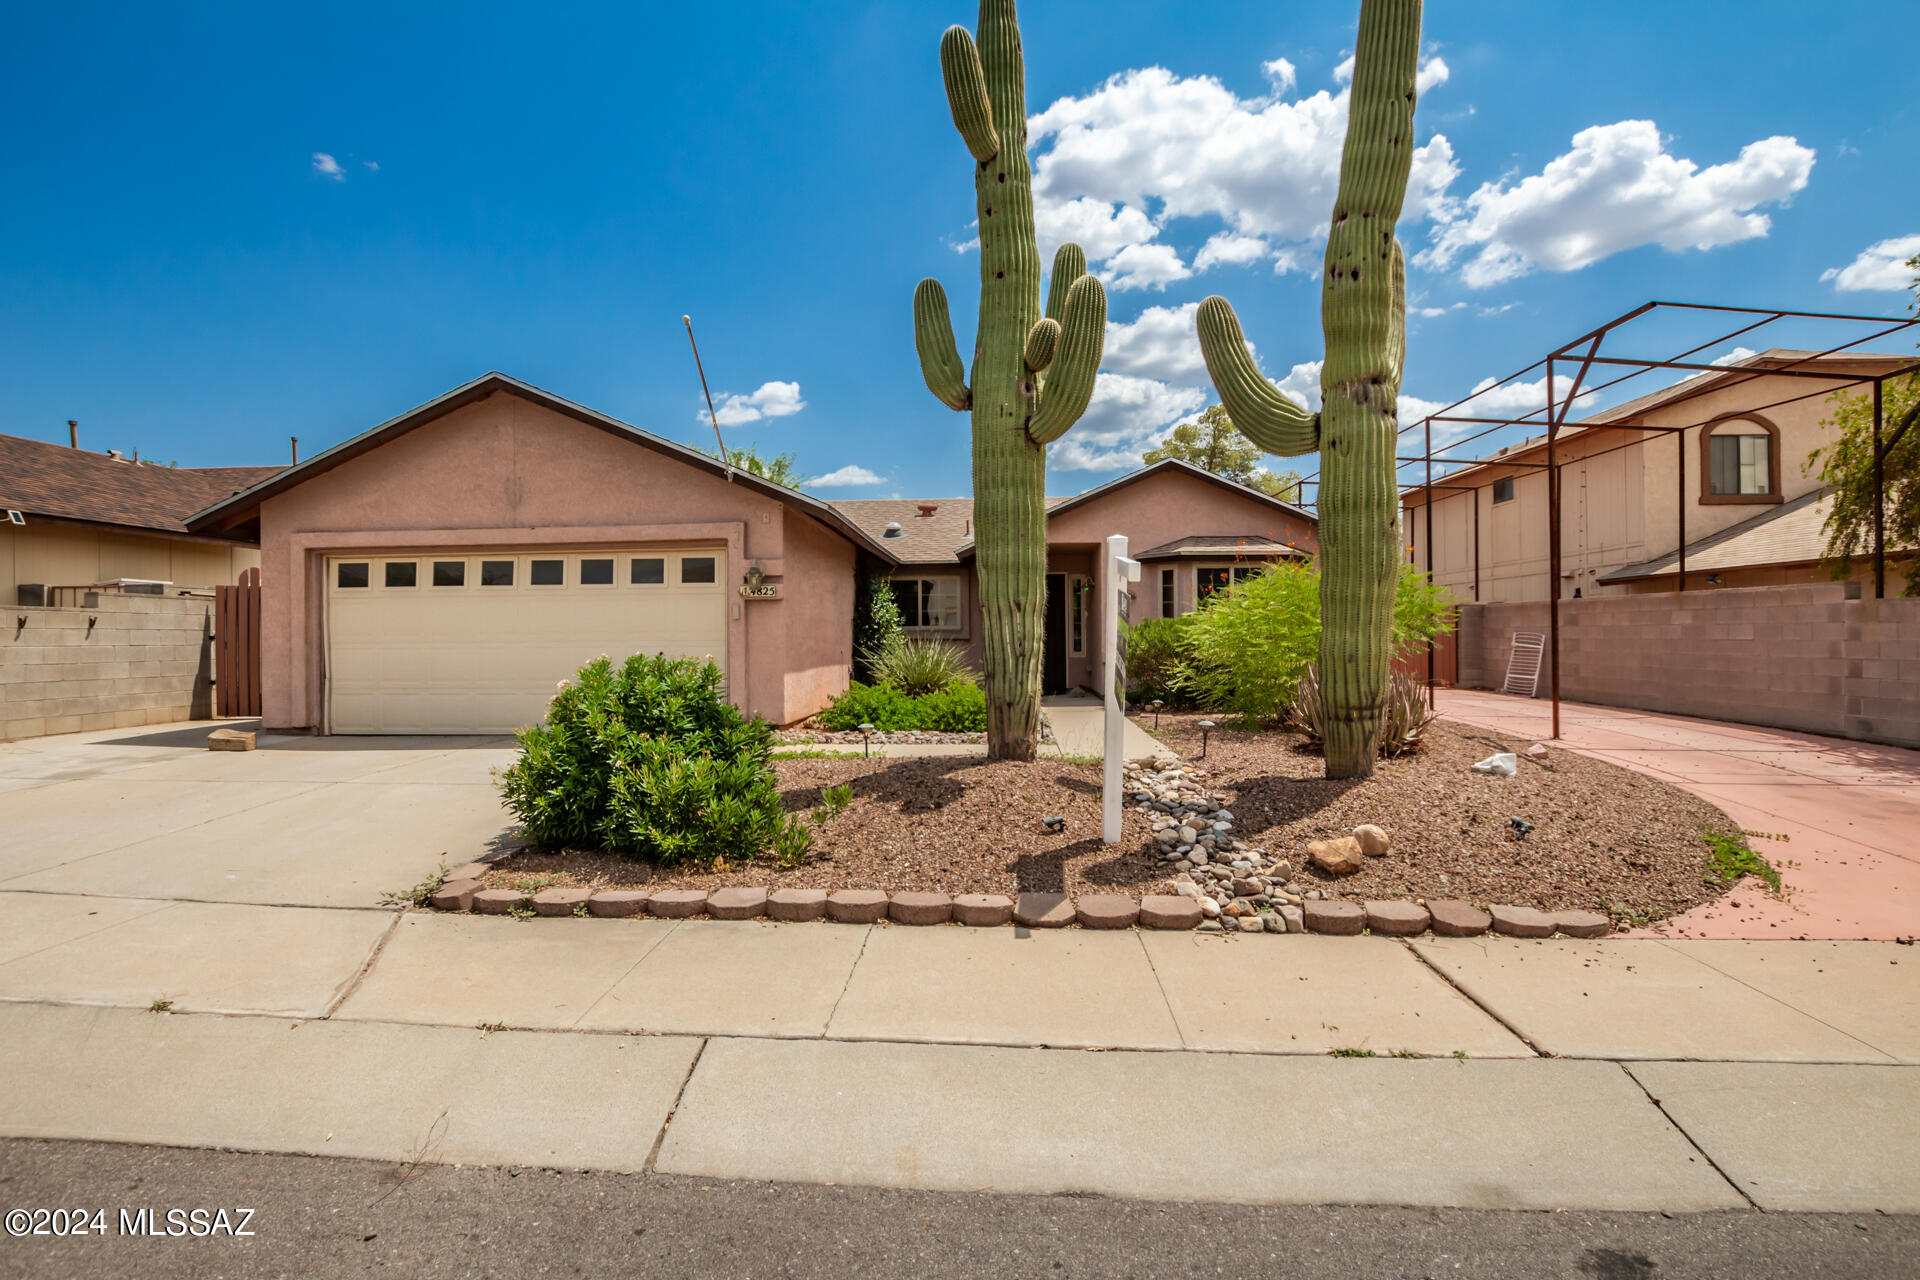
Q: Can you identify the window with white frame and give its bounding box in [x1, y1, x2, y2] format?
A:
[1708, 430, 1770, 495]
[1069, 575, 1086, 655]
[892, 575, 962, 631]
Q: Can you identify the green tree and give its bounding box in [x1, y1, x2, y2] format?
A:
[1807, 252, 1920, 595]
[1143, 403, 1305, 501]
[698, 443, 807, 490]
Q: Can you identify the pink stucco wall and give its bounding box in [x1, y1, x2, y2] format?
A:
[256, 389, 855, 730]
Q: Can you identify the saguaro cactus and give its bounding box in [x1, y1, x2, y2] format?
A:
[1195, 0, 1421, 779]
[915, 0, 1107, 762]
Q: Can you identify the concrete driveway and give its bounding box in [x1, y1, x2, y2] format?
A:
[0, 720, 516, 908]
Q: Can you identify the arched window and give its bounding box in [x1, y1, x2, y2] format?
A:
[1699, 414, 1782, 505]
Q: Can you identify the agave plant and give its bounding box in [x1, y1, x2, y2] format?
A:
[1287, 665, 1433, 756]
[870, 638, 976, 697]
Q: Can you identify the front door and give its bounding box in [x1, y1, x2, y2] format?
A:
[1043, 572, 1068, 695]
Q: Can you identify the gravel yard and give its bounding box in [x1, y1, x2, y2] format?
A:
[481, 712, 1740, 924]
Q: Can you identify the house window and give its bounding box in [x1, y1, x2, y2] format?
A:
[1709, 432, 1770, 495]
[1161, 568, 1175, 617]
[529, 559, 565, 586]
[1196, 565, 1256, 604]
[580, 558, 614, 585]
[630, 557, 665, 584]
[337, 562, 369, 589]
[1069, 575, 1086, 656]
[479, 560, 515, 587]
[1492, 477, 1515, 504]
[431, 561, 465, 587]
[892, 576, 962, 631]
[681, 556, 716, 584]
[384, 561, 417, 588]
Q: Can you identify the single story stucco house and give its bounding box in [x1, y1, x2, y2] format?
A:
[187, 373, 1318, 734]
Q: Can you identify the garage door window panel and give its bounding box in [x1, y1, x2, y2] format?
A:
[681, 556, 716, 584]
[432, 561, 466, 588]
[480, 560, 516, 587]
[631, 557, 665, 585]
[384, 562, 418, 589]
[529, 559, 566, 587]
[580, 558, 615, 587]
[337, 562, 370, 589]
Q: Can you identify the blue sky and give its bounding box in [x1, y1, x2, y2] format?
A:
[3, 1, 1915, 499]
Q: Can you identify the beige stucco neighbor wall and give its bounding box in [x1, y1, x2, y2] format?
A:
[3, 520, 259, 604]
[256, 391, 855, 731]
[1, 594, 214, 741]
[1456, 583, 1920, 748]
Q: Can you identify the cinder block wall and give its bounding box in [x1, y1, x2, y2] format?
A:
[1, 594, 215, 741]
[1456, 583, 1920, 749]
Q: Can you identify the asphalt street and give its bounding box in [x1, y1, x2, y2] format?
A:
[2, 1138, 1914, 1279]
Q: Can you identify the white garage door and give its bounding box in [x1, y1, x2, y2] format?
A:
[326, 548, 728, 733]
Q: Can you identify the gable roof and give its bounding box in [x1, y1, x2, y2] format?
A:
[1042, 458, 1315, 525]
[827, 496, 1073, 566]
[1595, 485, 1915, 583]
[0, 433, 281, 538]
[183, 372, 898, 559]
[1134, 533, 1311, 561]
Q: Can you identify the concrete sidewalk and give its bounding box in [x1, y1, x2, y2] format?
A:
[1438, 689, 1920, 940]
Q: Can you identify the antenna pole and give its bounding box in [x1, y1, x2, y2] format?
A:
[683, 315, 734, 482]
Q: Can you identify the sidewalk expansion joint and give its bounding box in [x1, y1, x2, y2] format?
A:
[1398, 938, 1551, 1057]
[1135, 931, 1191, 1050]
[1616, 1060, 1759, 1211]
[321, 908, 408, 1019]
[1653, 940, 1902, 1062]
[643, 1037, 708, 1175]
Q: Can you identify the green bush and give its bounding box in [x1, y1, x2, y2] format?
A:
[1173, 563, 1457, 725]
[495, 653, 806, 863]
[869, 637, 975, 696]
[852, 570, 906, 684]
[1122, 614, 1200, 705]
[817, 679, 987, 732]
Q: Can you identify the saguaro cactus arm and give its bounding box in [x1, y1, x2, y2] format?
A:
[940, 26, 999, 161]
[1386, 238, 1406, 387]
[1044, 244, 1086, 322]
[1028, 273, 1105, 444]
[1195, 295, 1319, 455]
[914, 278, 971, 410]
[1022, 318, 1059, 372]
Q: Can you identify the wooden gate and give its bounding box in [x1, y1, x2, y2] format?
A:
[1393, 627, 1458, 689]
[214, 568, 262, 717]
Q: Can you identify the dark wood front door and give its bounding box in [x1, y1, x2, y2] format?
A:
[1043, 573, 1070, 695]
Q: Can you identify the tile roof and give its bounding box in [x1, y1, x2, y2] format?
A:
[1134, 534, 1311, 560]
[0, 433, 282, 537]
[1596, 486, 1914, 582]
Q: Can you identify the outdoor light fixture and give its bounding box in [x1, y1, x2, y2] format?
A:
[1151, 698, 1164, 729]
[744, 563, 766, 590]
[858, 722, 874, 758]
[1197, 720, 1215, 759]
[1042, 815, 1066, 834]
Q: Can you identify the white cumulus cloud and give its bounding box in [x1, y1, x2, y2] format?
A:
[703, 380, 805, 427]
[1049, 374, 1208, 471]
[811, 464, 886, 487]
[1101, 302, 1207, 381]
[1104, 243, 1193, 291]
[311, 152, 345, 181]
[1194, 232, 1271, 272]
[1420, 121, 1816, 287]
[1821, 234, 1920, 292]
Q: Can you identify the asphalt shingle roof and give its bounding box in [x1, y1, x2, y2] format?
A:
[0, 433, 282, 536]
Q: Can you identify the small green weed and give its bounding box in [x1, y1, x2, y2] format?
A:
[477, 1022, 508, 1038]
[1703, 828, 1782, 894]
[812, 784, 854, 822]
[774, 818, 816, 867]
[773, 748, 866, 760]
[572, 901, 589, 917]
[503, 873, 562, 894]
[147, 998, 173, 1013]
[509, 904, 536, 921]
[1391, 1049, 1421, 1059]
[1330, 1047, 1377, 1058]
[1044, 752, 1103, 766]
[382, 863, 449, 908]
[1451, 1050, 1470, 1060]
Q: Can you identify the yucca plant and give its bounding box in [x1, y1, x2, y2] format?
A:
[1287, 666, 1433, 756]
[870, 638, 975, 697]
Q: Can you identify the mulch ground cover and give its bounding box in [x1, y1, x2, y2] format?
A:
[479, 713, 1742, 923]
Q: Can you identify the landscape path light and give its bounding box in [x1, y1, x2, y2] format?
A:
[1197, 720, 1216, 759]
[859, 723, 874, 759]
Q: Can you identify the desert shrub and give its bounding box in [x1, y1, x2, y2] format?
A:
[915, 681, 988, 732]
[1121, 615, 1199, 705]
[1286, 666, 1435, 756]
[869, 637, 974, 696]
[496, 653, 803, 863]
[852, 570, 906, 683]
[1174, 563, 1458, 725]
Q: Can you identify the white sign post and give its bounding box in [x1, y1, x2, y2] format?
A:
[1103, 534, 1141, 845]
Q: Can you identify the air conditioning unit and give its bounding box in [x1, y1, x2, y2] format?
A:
[17, 584, 46, 607]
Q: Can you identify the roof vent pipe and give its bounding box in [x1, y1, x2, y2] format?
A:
[68, 420, 78, 449]
[917, 503, 938, 518]
[883, 522, 904, 538]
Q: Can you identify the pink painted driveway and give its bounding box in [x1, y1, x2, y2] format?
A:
[1436, 689, 1920, 941]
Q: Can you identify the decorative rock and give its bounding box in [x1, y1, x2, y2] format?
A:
[707, 887, 770, 920]
[826, 890, 890, 924]
[1199, 898, 1222, 918]
[1238, 914, 1264, 934]
[207, 728, 256, 751]
[1139, 895, 1202, 929]
[1302, 899, 1365, 935]
[953, 894, 1014, 927]
[1232, 878, 1262, 897]
[588, 890, 651, 918]
[445, 861, 494, 884]
[767, 888, 829, 922]
[1076, 895, 1140, 930]
[1197, 919, 1225, 933]
[1363, 900, 1431, 936]
[1553, 909, 1612, 939]
[1352, 824, 1391, 858]
[1013, 892, 1075, 928]
[648, 889, 710, 919]
[1427, 900, 1492, 937]
[1308, 837, 1365, 876]
[1489, 904, 1556, 938]
[1278, 904, 1305, 934]
[531, 887, 592, 917]
[428, 878, 481, 911]
[1259, 910, 1286, 934]
[471, 888, 529, 916]
[890, 891, 954, 925]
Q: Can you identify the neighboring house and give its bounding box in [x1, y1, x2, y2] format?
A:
[185, 374, 1318, 734]
[1402, 350, 1913, 602]
[834, 461, 1317, 695]
[2, 431, 276, 604]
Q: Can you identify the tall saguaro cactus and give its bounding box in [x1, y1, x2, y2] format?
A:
[915, 0, 1108, 761]
[1195, 0, 1421, 779]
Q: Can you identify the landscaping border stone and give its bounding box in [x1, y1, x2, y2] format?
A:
[1013, 892, 1074, 928]
[889, 891, 954, 926]
[767, 888, 828, 922]
[1428, 900, 1492, 937]
[707, 887, 769, 920]
[1489, 904, 1556, 938]
[1075, 895, 1140, 930]
[952, 894, 1014, 926]
[531, 887, 592, 917]
[826, 890, 890, 924]
[648, 889, 709, 919]
[587, 890, 649, 918]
